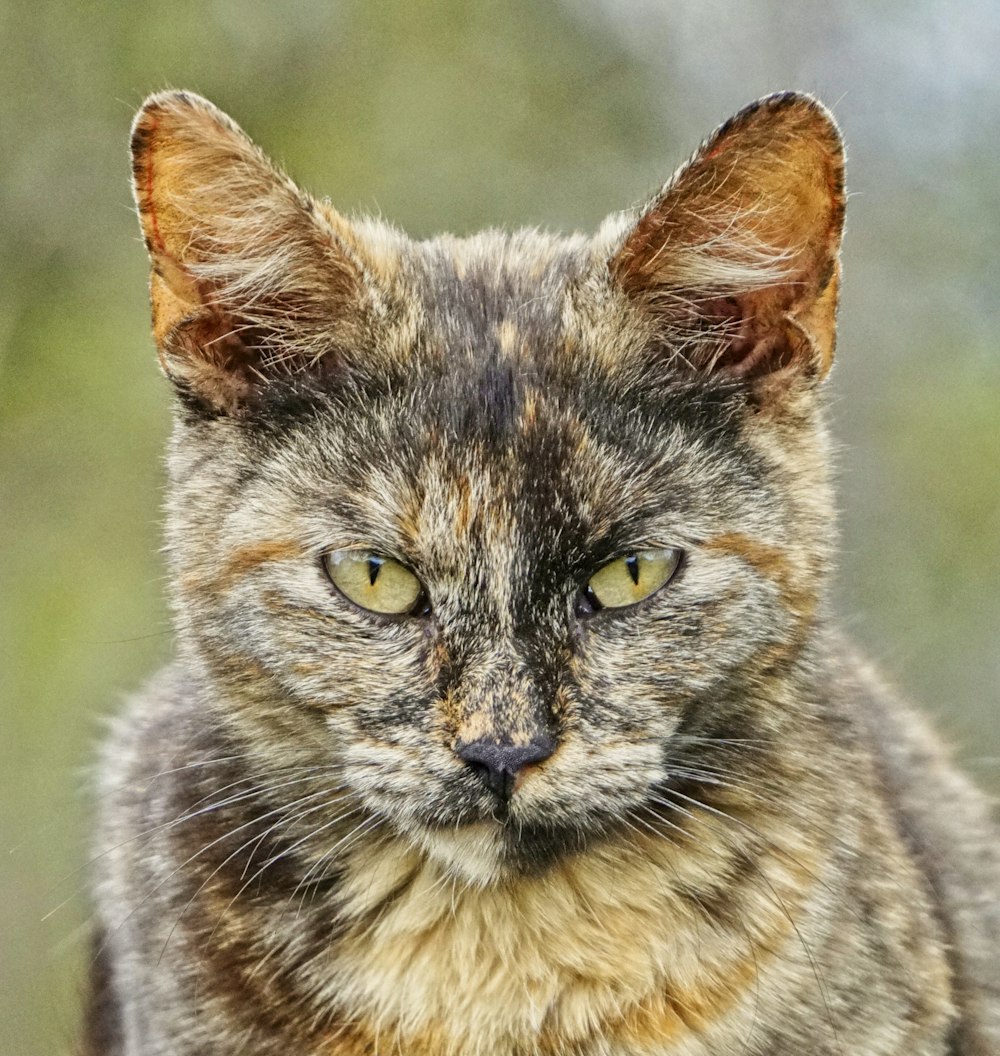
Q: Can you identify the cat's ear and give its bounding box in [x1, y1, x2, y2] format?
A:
[609, 92, 845, 390]
[131, 91, 372, 414]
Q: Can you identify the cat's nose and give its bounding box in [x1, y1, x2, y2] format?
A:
[455, 735, 556, 801]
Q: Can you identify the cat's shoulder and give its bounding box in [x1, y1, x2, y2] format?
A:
[832, 640, 1000, 1046]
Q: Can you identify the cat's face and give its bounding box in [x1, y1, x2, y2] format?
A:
[137, 91, 844, 884]
[166, 237, 833, 884]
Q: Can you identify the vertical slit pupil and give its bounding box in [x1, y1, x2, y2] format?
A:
[625, 554, 640, 585]
[367, 557, 382, 585]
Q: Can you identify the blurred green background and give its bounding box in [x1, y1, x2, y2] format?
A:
[1, 1, 997, 1052]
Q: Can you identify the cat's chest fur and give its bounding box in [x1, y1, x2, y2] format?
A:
[288, 812, 818, 1055]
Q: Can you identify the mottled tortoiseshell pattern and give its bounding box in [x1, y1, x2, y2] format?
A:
[83, 92, 999, 1056]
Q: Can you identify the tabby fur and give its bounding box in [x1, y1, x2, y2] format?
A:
[83, 90, 1000, 1056]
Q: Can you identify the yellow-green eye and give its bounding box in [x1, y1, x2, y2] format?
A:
[581, 548, 682, 614]
[323, 551, 426, 616]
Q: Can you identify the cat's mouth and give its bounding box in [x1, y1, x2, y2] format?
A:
[412, 816, 593, 882]
[399, 794, 625, 881]
[346, 744, 660, 879]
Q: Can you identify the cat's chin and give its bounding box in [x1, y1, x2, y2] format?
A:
[407, 811, 604, 886]
[415, 820, 508, 887]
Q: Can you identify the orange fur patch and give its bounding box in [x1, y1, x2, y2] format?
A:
[703, 532, 817, 625]
[210, 538, 306, 594]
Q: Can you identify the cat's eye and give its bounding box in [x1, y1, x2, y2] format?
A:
[578, 548, 682, 615]
[323, 550, 427, 616]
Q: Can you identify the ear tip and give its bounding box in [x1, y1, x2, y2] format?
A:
[749, 89, 838, 119]
[700, 92, 845, 219]
[730, 90, 845, 157]
[129, 90, 249, 252]
[130, 90, 239, 156]
[134, 89, 218, 122]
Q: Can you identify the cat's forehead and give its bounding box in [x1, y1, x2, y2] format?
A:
[293, 352, 742, 572]
[403, 228, 596, 359]
[358, 226, 647, 449]
[257, 229, 751, 557]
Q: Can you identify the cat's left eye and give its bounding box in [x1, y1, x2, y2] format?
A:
[323, 551, 427, 616]
[578, 548, 682, 616]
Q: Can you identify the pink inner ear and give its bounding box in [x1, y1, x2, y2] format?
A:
[701, 296, 752, 361]
[725, 331, 791, 379]
[681, 293, 803, 380]
[680, 294, 759, 375]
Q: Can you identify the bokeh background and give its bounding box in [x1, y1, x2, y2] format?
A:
[2, 1, 998, 1052]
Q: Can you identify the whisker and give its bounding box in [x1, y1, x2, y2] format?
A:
[97, 785, 335, 963]
[50, 762, 352, 913]
[159, 789, 357, 959]
[195, 794, 367, 954]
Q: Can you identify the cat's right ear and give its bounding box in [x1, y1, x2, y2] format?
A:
[607, 92, 845, 396]
[131, 91, 374, 414]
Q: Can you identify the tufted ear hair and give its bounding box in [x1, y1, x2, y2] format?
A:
[610, 92, 845, 389]
[131, 91, 375, 414]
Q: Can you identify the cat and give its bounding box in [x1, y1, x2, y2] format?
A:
[82, 89, 1000, 1056]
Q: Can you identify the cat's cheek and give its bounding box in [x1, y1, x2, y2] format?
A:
[246, 599, 434, 712]
[571, 611, 714, 720]
[661, 555, 799, 680]
[519, 733, 666, 819]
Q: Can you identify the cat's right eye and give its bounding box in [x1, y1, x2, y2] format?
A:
[323, 550, 427, 616]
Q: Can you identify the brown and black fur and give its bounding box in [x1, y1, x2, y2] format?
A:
[84, 90, 999, 1055]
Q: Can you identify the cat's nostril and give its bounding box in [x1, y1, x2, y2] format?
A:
[455, 735, 556, 801]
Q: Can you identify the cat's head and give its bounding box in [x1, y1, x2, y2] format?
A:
[132, 91, 844, 884]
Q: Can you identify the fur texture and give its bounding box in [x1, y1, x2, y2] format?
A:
[84, 91, 999, 1056]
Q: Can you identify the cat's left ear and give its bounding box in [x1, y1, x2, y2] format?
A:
[609, 92, 845, 389]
